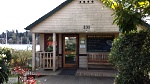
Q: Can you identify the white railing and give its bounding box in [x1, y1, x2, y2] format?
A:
[36, 52, 59, 69]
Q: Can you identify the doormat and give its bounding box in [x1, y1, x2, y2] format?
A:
[59, 69, 77, 75]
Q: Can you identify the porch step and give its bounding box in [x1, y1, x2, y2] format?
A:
[76, 69, 117, 77]
[88, 64, 114, 70]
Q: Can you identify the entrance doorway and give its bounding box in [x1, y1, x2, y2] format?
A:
[63, 35, 78, 68]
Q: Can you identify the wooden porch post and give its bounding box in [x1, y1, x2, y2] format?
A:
[53, 33, 56, 71]
[32, 33, 36, 71]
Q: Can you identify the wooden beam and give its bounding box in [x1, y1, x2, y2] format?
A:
[53, 33, 56, 71]
[32, 33, 36, 71]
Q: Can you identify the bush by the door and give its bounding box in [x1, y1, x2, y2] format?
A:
[109, 30, 150, 84]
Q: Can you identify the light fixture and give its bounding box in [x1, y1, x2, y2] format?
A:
[86, 29, 88, 33]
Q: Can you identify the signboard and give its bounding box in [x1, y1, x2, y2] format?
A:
[87, 35, 114, 52]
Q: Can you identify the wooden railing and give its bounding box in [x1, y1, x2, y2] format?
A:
[36, 52, 59, 69]
[87, 53, 110, 70]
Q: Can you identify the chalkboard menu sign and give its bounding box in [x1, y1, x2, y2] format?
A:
[87, 35, 114, 52]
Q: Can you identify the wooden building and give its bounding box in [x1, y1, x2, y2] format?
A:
[25, 0, 150, 71]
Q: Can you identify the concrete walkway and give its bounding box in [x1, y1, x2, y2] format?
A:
[36, 75, 114, 84]
[8, 69, 116, 84]
[33, 68, 117, 77]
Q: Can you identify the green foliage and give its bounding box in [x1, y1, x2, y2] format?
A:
[46, 46, 53, 52]
[0, 47, 12, 83]
[11, 49, 32, 67]
[109, 30, 150, 84]
[100, 0, 150, 33]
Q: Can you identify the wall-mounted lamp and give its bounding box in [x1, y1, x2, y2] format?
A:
[85, 30, 88, 33]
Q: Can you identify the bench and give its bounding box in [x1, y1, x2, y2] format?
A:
[87, 53, 111, 70]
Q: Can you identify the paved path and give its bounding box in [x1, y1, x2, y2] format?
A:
[36, 75, 114, 84]
[8, 69, 116, 84]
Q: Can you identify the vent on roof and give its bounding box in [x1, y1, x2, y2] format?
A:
[79, 0, 94, 4]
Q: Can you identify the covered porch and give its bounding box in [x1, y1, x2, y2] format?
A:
[32, 32, 118, 72]
[32, 33, 58, 71]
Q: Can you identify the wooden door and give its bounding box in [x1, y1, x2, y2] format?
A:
[63, 35, 78, 68]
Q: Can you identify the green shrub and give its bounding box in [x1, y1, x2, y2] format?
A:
[0, 47, 12, 83]
[11, 49, 32, 67]
[109, 30, 150, 84]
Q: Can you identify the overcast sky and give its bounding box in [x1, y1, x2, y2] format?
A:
[0, 0, 66, 33]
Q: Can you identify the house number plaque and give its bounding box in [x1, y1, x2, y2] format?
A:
[83, 25, 90, 32]
[83, 25, 90, 29]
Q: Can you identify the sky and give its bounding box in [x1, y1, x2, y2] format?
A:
[0, 0, 66, 33]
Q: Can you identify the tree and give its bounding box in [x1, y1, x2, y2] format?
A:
[100, 0, 150, 33]
[22, 36, 27, 44]
[25, 31, 28, 37]
[19, 33, 24, 38]
[29, 34, 32, 43]
[16, 29, 18, 43]
[12, 34, 17, 44]
[2, 32, 5, 38]
[100, 0, 150, 83]
[0, 47, 12, 83]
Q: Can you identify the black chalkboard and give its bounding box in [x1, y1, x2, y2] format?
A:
[87, 35, 114, 52]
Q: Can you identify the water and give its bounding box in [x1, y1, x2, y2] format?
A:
[0, 44, 40, 51]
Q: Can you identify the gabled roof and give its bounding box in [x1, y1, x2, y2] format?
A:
[25, 0, 150, 30]
[25, 0, 73, 30]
